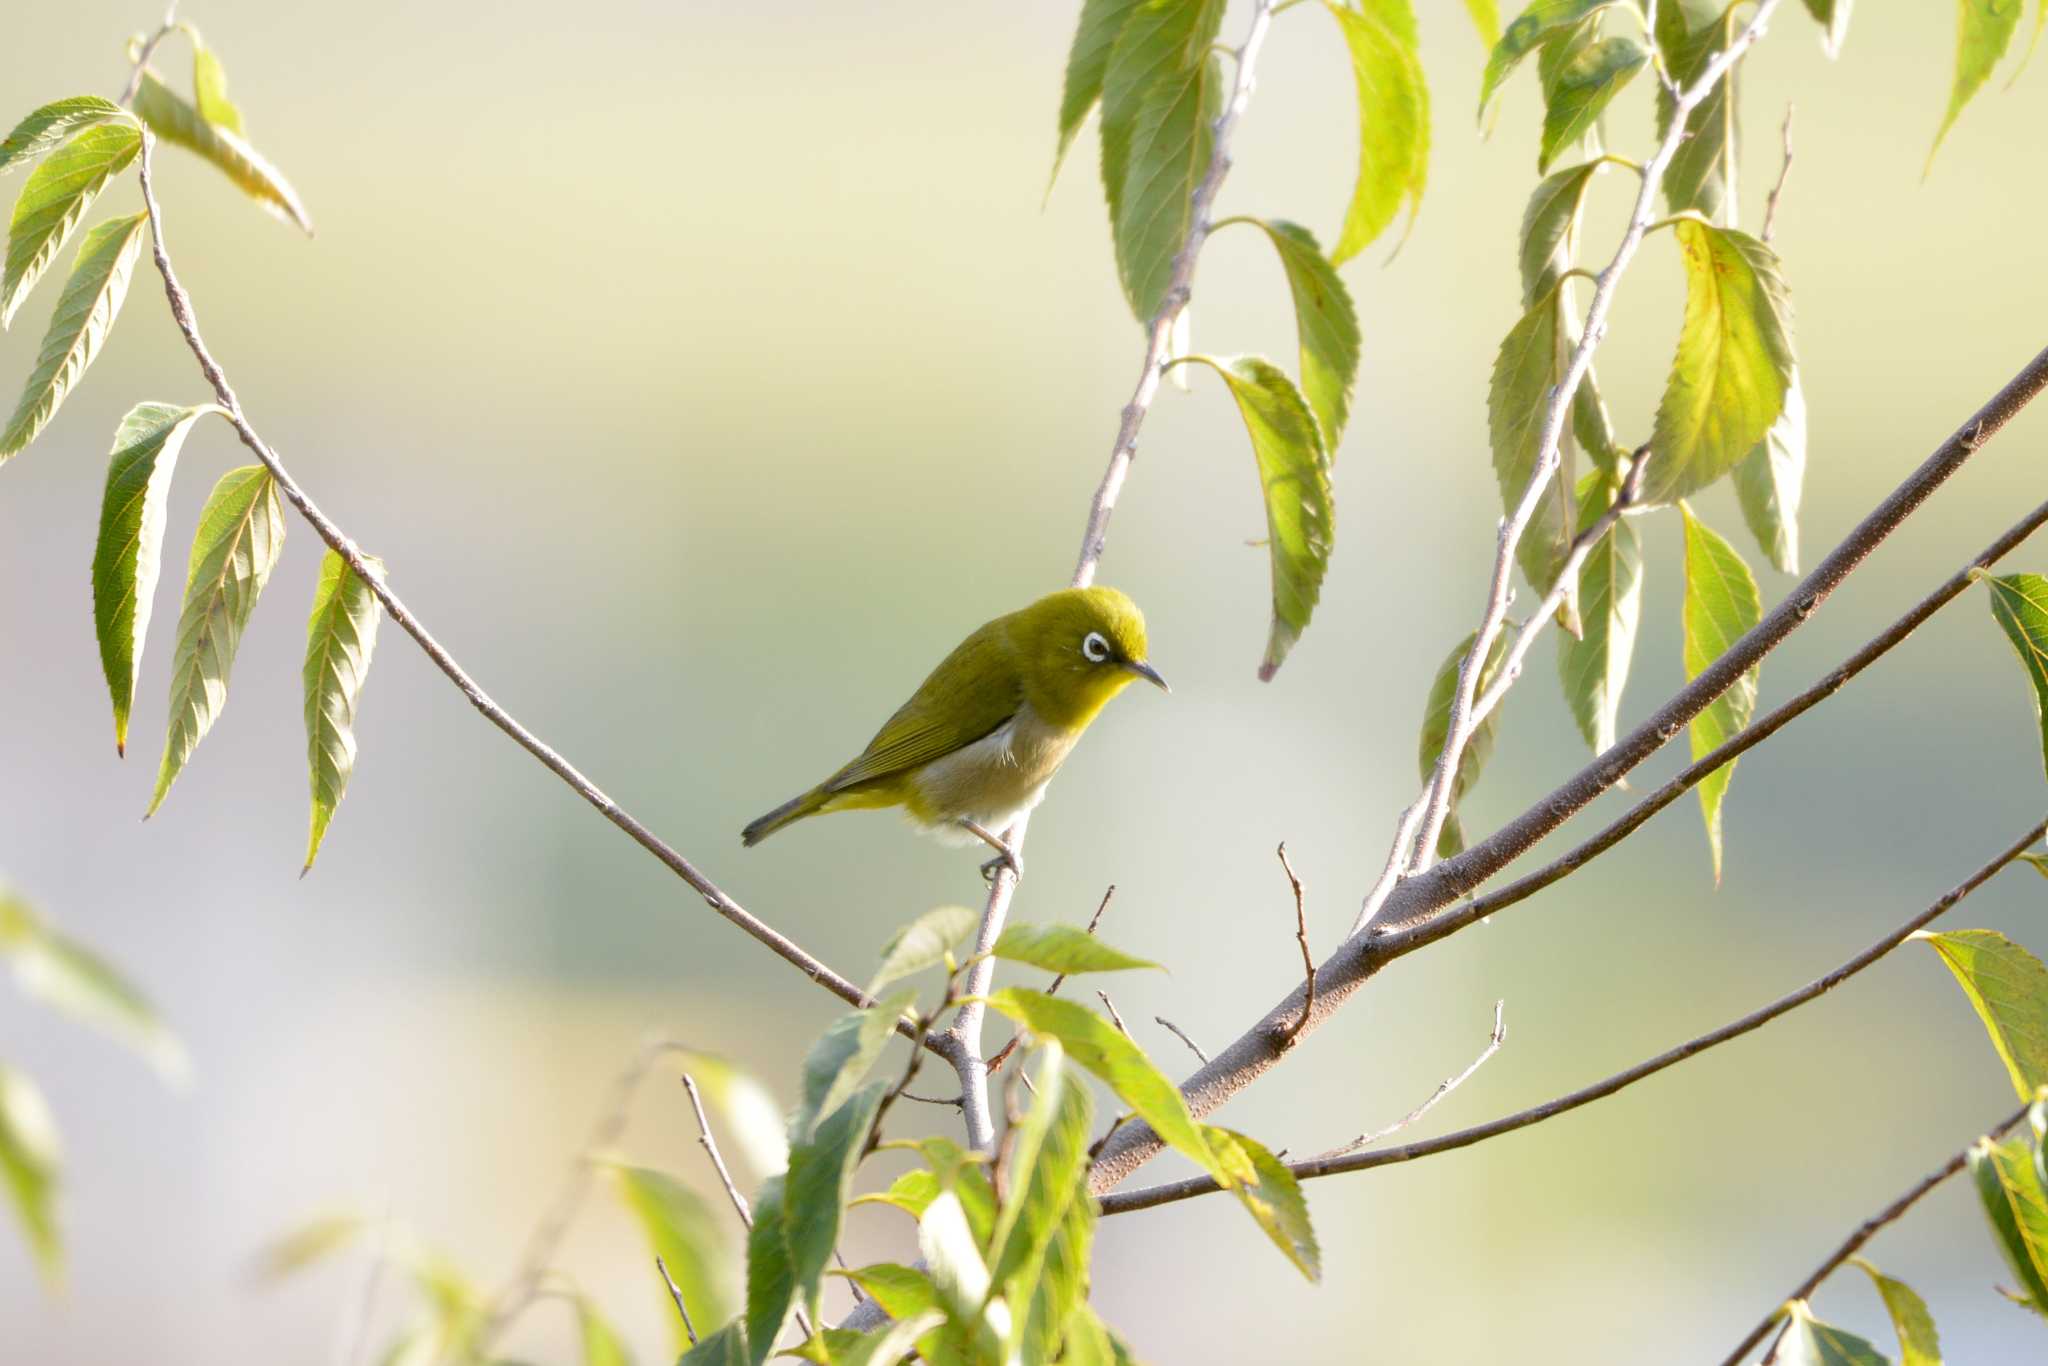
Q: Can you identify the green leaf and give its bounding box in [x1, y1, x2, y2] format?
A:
[679, 1051, 789, 1181]
[744, 1176, 799, 1366]
[984, 988, 1231, 1187]
[0, 211, 149, 462]
[835, 1311, 947, 1366]
[1732, 371, 1806, 574]
[783, 1082, 887, 1325]
[0, 1062, 61, 1286]
[792, 990, 915, 1144]
[92, 403, 221, 757]
[0, 890, 188, 1082]
[575, 1294, 632, 1366]
[840, 1263, 942, 1322]
[988, 1043, 1095, 1313]
[1645, 222, 1795, 505]
[1326, 0, 1429, 264]
[1680, 505, 1762, 882]
[1798, 0, 1853, 58]
[1487, 283, 1579, 600]
[190, 39, 247, 138]
[302, 550, 384, 873]
[1206, 1126, 1319, 1280]
[1023, 1186, 1096, 1364]
[869, 906, 979, 996]
[1917, 928, 2048, 1100]
[918, 1188, 996, 1326]
[1099, 0, 1224, 319]
[1653, 4, 1742, 220]
[1181, 355, 1333, 681]
[1417, 629, 1509, 858]
[3, 123, 141, 329]
[607, 1165, 732, 1353]
[251, 1212, 369, 1279]
[1239, 218, 1360, 448]
[1539, 36, 1645, 172]
[1983, 573, 2048, 782]
[1518, 160, 1599, 308]
[1557, 476, 1643, 754]
[680, 1323, 750, 1366]
[0, 98, 132, 176]
[147, 465, 286, 816]
[1931, 0, 2023, 170]
[1779, 1303, 1890, 1366]
[1972, 1133, 2048, 1311]
[990, 923, 1161, 975]
[133, 70, 311, 234]
[1463, 0, 1504, 49]
[850, 1167, 942, 1220]
[1055, 0, 1145, 180]
[1847, 1258, 1941, 1366]
[1480, 0, 1622, 116]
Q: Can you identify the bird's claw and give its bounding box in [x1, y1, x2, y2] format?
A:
[980, 847, 1023, 883]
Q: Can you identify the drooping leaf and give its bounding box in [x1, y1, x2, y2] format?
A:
[132, 70, 311, 234]
[869, 906, 979, 996]
[1487, 283, 1578, 600]
[0, 98, 132, 176]
[1644, 221, 1795, 505]
[1798, 0, 1853, 58]
[1023, 1182, 1096, 1364]
[0, 1062, 61, 1285]
[1557, 476, 1643, 754]
[1654, 3, 1742, 220]
[0, 890, 188, 1082]
[190, 40, 247, 137]
[791, 990, 915, 1144]
[1917, 928, 2048, 1100]
[988, 1044, 1095, 1314]
[92, 403, 220, 757]
[0, 211, 149, 461]
[990, 923, 1160, 976]
[1539, 36, 1645, 171]
[985, 988, 1231, 1187]
[1680, 505, 1762, 882]
[1182, 355, 1333, 681]
[607, 1165, 733, 1353]
[1205, 1126, 1319, 1280]
[1326, 0, 1429, 263]
[1463, 0, 1504, 48]
[1847, 1258, 1940, 1366]
[2, 123, 141, 329]
[147, 465, 286, 816]
[1971, 1134, 2048, 1312]
[1517, 159, 1599, 307]
[743, 1177, 798, 1366]
[1732, 370, 1806, 573]
[1054, 0, 1145, 179]
[1417, 630, 1509, 858]
[574, 1294, 632, 1366]
[1930, 0, 2023, 171]
[782, 1082, 887, 1324]
[1779, 1303, 1890, 1366]
[1983, 573, 2048, 781]
[1099, 1, 1225, 319]
[918, 1188, 996, 1326]
[679, 1323, 750, 1366]
[1479, 0, 1623, 116]
[302, 550, 384, 873]
[1241, 219, 1360, 448]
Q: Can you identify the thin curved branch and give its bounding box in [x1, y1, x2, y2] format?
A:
[1099, 819, 2046, 1214]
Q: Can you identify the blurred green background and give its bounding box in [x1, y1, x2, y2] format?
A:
[4, 1, 2048, 1360]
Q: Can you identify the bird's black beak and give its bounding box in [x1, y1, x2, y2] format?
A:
[1125, 659, 1170, 693]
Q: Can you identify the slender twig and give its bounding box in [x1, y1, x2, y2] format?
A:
[1318, 1001, 1505, 1159]
[1718, 1105, 2032, 1366]
[118, 14, 178, 105]
[1403, 0, 1785, 879]
[1097, 820, 2046, 1213]
[1097, 991, 1131, 1037]
[1088, 341, 2048, 1194]
[1759, 104, 1795, 246]
[1155, 1017, 1210, 1065]
[655, 1257, 698, 1346]
[988, 885, 1115, 1074]
[936, 805, 1029, 1153]
[681, 1073, 752, 1230]
[1276, 844, 1315, 1046]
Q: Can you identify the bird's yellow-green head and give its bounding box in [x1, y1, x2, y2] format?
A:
[1010, 586, 1167, 731]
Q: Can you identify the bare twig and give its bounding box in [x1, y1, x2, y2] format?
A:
[988, 885, 1115, 1074]
[935, 807, 1029, 1152]
[655, 1256, 698, 1346]
[681, 1073, 752, 1230]
[118, 14, 178, 105]
[1155, 1017, 1210, 1065]
[1098, 820, 2046, 1213]
[1318, 1001, 1505, 1158]
[1097, 991, 1131, 1037]
[1718, 1105, 2032, 1366]
[1276, 844, 1314, 1046]
[1759, 104, 1795, 246]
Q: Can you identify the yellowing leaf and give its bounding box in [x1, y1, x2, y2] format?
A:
[1326, 0, 1429, 263]
[0, 1064, 61, 1286]
[1930, 0, 2024, 171]
[1847, 1258, 1941, 1366]
[0, 212, 149, 461]
[190, 40, 246, 138]
[1680, 506, 1761, 881]
[303, 550, 384, 872]
[990, 923, 1160, 975]
[1241, 219, 1360, 449]
[1918, 928, 2048, 1100]
[3, 123, 140, 329]
[1206, 1126, 1319, 1280]
[1971, 1134, 2048, 1312]
[133, 70, 311, 234]
[1983, 572, 2048, 781]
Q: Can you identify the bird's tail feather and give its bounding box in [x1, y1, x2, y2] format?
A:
[741, 787, 829, 846]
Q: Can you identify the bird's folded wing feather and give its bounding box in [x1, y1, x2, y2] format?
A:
[823, 618, 1022, 792]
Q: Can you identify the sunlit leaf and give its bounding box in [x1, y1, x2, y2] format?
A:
[918, 1188, 995, 1326]
[1464, 0, 1504, 48]
[2, 123, 140, 329]
[0, 98, 132, 176]
[1418, 629, 1508, 858]
[1847, 1257, 1940, 1366]
[608, 1166, 732, 1355]
[851, 1168, 942, 1220]
[888, 1136, 998, 1246]
[1917, 928, 2048, 1100]
[835, 1311, 947, 1366]
[1557, 475, 1643, 754]
[988, 1043, 1094, 1315]
[190, 39, 246, 137]
[840, 1263, 942, 1322]
[1645, 222, 1795, 505]
[0, 1062, 61, 1286]
[679, 1051, 789, 1180]
[1539, 35, 1645, 171]
[869, 906, 979, 996]
[0, 211, 148, 461]
[1654, 3, 1741, 219]
[0, 890, 187, 1082]
[1930, 0, 2023, 171]
[1779, 1302, 1889, 1366]
[1983, 573, 2048, 782]
[1798, 0, 1853, 58]
[1479, 0, 1623, 116]
[1971, 1133, 2048, 1312]
[133, 70, 311, 234]
[1054, 0, 1145, 180]
[1517, 159, 1598, 307]
[1488, 283, 1578, 599]
[1732, 371, 1806, 574]
[302, 550, 383, 872]
[990, 923, 1160, 976]
[1240, 219, 1360, 448]
[147, 465, 286, 816]
[1680, 506, 1761, 881]
[1206, 1126, 1319, 1280]
[792, 989, 915, 1144]
[1181, 355, 1333, 681]
[1326, 0, 1429, 263]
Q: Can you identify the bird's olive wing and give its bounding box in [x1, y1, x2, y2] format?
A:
[822, 617, 1023, 793]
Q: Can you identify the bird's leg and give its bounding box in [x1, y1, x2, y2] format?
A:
[959, 819, 1023, 881]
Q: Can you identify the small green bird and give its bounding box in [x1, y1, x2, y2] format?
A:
[741, 586, 1167, 875]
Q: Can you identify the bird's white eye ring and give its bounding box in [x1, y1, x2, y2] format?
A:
[1082, 631, 1111, 663]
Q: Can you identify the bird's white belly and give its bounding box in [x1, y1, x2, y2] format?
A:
[908, 706, 1076, 842]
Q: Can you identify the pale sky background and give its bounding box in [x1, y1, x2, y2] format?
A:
[5, 2, 2048, 1362]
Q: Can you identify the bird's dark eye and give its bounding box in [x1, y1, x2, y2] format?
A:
[1082, 630, 1112, 663]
